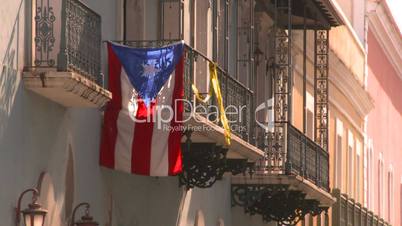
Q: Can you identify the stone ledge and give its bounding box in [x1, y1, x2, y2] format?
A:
[23, 70, 112, 108]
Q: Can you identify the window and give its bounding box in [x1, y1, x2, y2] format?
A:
[368, 140, 374, 209]
[161, 0, 182, 39]
[364, 139, 373, 209]
[193, 0, 213, 93]
[356, 140, 361, 203]
[348, 131, 354, 198]
[215, 0, 229, 69]
[400, 180, 402, 225]
[306, 110, 314, 139]
[378, 153, 384, 217]
[387, 166, 393, 224]
[228, 0, 238, 77]
[124, 0, 183, 40]
[195, 0, 212, 55]
[363, 140, 367, 207]
[335, 119, 344, 189]
[236, 0, 253, 88]
[306, 92, 314, 140]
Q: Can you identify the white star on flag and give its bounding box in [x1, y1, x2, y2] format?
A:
[141, 62, 161, 77]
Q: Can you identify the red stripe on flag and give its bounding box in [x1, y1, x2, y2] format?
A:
[100, 43, 122, 168]
[131, 100, 155, 175]
[168, 56, 184, 175]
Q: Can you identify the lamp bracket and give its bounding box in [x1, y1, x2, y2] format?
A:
[15, 171, 47, 226]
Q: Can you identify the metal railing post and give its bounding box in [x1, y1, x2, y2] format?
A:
[25, 0, 34, 68]
[57, 0, 68, 71]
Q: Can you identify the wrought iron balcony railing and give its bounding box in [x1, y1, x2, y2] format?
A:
[28, 0, 102, 85]
[183, 45, 254, 143]
[332, 189, 391, 226]
[287, 124, 329, 191]
[231, 123, 331, 225]
[256, 123, 329, 192]
[118, 40, 254, 144]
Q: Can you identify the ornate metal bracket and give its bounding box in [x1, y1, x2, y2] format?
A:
[179, 142, 228, 189]
[179, 130, 228, 189]
[179, 130, 255, 189]
[232, 184, 327, 226]
[35, 0, 56, 67]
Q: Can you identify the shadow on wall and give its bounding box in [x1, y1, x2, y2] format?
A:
[39, 173, 65, 226]
[101, 169, 183, 226]
[0, 0, 23, 140]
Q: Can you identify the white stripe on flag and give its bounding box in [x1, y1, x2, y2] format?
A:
[149, 70, 176, 176]
[115, 69, 135, 173]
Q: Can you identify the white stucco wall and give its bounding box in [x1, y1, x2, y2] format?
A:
[232, 206, 277, 226]
[0, 1, 263, 226]
[0, 0, 114, 225]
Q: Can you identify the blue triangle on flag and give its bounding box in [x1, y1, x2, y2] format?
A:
[110, 41, 184, 107]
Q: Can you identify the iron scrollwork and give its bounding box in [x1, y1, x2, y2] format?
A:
[34, 0, 56, 67]
[314, 29, 329, 152]
[271, 0, 293, 172]
[232, 184, 327, 226]
[179, 145, 257, 189]
[179, 131, 229, 189]
[179, 142, 228, 189]
[65, 0, 102, 83]
[179, 130, 256, 189]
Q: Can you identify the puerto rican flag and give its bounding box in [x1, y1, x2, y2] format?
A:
[100, 41, 184, 176]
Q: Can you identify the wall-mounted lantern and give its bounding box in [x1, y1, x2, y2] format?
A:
[15, 188, 47, 226]
[70, 203, 98, 226]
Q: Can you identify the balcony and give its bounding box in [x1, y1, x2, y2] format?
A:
[118, 40, 263, 188]
[23, 0, 111, 108]
[232, 123, 334, 225]
[286, 124, 329, 190]
[183, 45, 261, 160]
[332, 189, 391, 226]
[231, 0, 340, 224]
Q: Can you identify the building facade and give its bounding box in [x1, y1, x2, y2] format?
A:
[0, 0, 400, 226]
[366, 0, 402, 225]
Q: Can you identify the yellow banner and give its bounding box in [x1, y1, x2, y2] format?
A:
[191, 62, 231, 146]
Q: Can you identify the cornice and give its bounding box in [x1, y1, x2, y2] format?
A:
[328, 0, 366, 53]
[328, 53, 374, 118]
[367, 0, 402, 79]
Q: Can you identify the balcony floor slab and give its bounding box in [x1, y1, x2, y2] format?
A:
[231, 174, 336, 207]
[184, 112, 264, 161]
[23, 70, 111, 108]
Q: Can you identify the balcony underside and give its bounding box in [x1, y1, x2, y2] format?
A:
[178, 113, 263, 189]
[231, 174, 335, 225]
[232, 174, 335, 207]
[255, 0, 343, 29]
[184, 112, 264, 161]
[23, 70, 111, 108]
